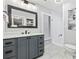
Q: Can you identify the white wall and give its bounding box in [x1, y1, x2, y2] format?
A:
[51, 0, 76, 46]
[63, 1, 76, 45]
[3, 0, 52, 36]
[51, 6, 64, 47]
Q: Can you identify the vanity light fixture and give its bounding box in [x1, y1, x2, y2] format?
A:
[22, 0, 37, 10]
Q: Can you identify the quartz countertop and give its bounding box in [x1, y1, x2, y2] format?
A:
[3, 33, 44, 39]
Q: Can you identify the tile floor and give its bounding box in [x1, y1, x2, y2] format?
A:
[37, 43, 75, 59]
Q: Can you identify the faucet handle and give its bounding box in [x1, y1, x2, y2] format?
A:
[25, 30, 27, 34]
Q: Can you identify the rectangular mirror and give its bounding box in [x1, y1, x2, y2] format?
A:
[8, 5, 38, 28]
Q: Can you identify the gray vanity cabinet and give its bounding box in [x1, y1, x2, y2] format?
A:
[3, 35, 44, 59]
[29, 36, 38, 59]
[18, 37, 28, 59]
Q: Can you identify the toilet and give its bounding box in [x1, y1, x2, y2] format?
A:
[64, 44, 76, 59]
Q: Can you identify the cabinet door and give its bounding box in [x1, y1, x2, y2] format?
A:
[18, 37, 28, 59]
[29, 36, 38, 59]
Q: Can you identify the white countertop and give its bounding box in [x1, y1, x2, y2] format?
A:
[3, 33, 44, 39]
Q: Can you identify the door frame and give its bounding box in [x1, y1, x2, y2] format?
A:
[41, 11, 52, 40]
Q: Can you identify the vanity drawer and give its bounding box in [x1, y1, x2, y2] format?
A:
[3, 46, 16, 58]
[3, 39, 16, 47]
[37, 35, 44, 42]
[38, 35, 44, 39]
[38, 41, 44, 47]
[38, 48, 44, 56]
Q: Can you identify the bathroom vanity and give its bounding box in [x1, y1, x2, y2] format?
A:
[3, 34, 44, 59]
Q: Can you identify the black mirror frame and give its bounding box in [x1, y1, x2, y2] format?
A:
[8, 5, 38, 28]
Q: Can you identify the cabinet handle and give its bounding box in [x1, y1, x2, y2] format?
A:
[5, 50, 13, 54]
[5, 42, 12, 45]
[27, 37, 31, 39]
[40, 37, 43, 39]
[40, 50, 43, 52]
[40, 42, 43, 44]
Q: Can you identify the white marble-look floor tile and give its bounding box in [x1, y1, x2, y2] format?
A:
[37, 43, 74, 59]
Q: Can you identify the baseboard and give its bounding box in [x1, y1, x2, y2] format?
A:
[52, 41, 64, 47]
[44, 39, 52, 45]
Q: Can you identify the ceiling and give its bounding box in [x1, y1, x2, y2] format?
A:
[28, 0, 63, 14]
[27, 0, 75, 14]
